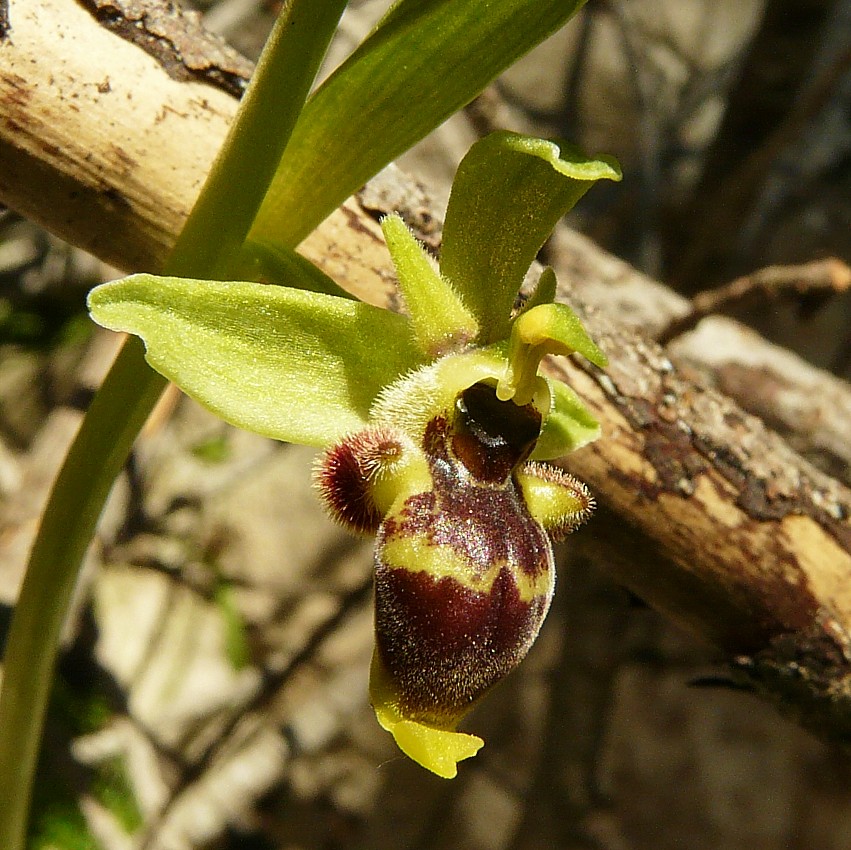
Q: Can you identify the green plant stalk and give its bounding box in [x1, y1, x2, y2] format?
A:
[0, 341, 166, 850]
[0, 1, 346, 846]
[171, 0, 348, 278]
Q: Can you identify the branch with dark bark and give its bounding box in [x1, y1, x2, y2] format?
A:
[547, 228, 851, 486]
[2, 0, 850, 743]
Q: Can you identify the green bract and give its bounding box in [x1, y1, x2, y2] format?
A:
[88, 131, 620, 777]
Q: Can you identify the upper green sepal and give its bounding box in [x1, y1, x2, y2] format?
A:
[440, 131, 621, 343]
[87, 274, 423, 447]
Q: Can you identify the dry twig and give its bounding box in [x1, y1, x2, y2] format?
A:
[657, 258, 851, 345]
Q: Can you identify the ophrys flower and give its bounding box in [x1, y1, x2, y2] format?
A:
[88, 131, 621, 777]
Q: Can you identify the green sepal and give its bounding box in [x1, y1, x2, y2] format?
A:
[381, 214, 478, 357]
[87, 274, 422, 447]
[532, 379, 601, 460]
[440, 132, 622, 343]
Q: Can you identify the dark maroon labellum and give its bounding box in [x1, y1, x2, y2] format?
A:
[374, 383, 554, 726]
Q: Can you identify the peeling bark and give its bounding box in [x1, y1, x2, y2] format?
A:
[549, 227, 851, 485]
[2, 0, 850, 743]
[79, 0, 253, 98]
[668, 317, 851, 487]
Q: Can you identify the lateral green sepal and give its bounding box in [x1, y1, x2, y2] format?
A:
[87, 274, 422, 447]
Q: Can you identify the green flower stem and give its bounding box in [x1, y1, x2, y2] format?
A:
[0, 341, 166, 850]
[168, 0, 348, 279]
[0, 1, 347, 846]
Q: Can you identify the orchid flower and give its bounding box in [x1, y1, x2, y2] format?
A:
[87, 131, 621, 778]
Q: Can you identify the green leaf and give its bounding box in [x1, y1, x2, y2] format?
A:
[191, 434, 232, 463]
[92, 756, 144, 834]
[533, 379, 601, 460]
[88, 275, 422, 447]
[0, 5, 349, 846]
[440, 132, 622, 343]
[250, 0, 590, 249]
[215, 583, 251, 671]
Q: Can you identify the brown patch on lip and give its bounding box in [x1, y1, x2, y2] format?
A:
[380, 390, 553, 587]
[373, 386, 557, 724]
[374, 564, 549, 725]
[382, 447, 552, 582]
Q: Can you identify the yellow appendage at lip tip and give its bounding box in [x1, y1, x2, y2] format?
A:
[370, 652, 483, 779]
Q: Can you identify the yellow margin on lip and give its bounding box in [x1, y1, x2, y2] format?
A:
[379, 533, 553, 602]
